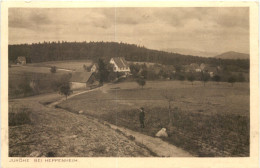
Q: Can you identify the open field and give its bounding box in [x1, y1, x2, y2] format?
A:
[10, 60, 92, 74]
[26, 60, 92, 71]
[8, 60, 92, 98]
[9, 66, 72, 75]
[9, 65, 72, 99]
[59, 81, 249, 116]
[58, 81, 249, 156]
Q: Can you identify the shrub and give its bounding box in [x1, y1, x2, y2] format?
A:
[136, 77, 146, 89]
[46, 151, 56, 157]
[50, 66, 57, 73]
[177, 74, 185, 81]
[237, 73, 246, 82]
[187, 74, 195, 85]
[228, 76, 237, 86]
[212, 75, 221, 83]
[18, 77, 34, 97]
[108, 71, 117, 82]
[51, 74, 71, 91]
[59, 83, 73, 100]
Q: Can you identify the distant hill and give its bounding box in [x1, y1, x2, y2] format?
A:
[215, 51, 249, 60]
[162, 48, 218, 58]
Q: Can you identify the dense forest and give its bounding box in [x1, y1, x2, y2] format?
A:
[9, 41, 249, 72]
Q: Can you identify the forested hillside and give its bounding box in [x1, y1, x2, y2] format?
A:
[9, 41, 249, 72]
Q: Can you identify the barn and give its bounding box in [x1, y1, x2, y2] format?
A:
[70, 72, 96, 90]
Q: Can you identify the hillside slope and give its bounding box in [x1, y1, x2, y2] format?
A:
[163, 48, 218, 57]
[9, 93, 153, 157]
[215, 51, 249, 60]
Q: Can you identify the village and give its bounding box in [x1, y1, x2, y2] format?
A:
[13, 55, 246, 93]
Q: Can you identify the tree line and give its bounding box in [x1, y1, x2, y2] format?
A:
[9, 41, 249, 72]
[129, 63, 248, 87]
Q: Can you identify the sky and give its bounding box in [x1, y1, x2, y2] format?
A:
[9, 7, 249, 54]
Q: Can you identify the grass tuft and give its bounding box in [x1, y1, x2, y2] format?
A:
[9, 108, 32, 126]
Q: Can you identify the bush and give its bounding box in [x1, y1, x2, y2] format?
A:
[9, 108, 32, 126]
[59, 83, 73, 100]
[212, 75, 221, 83]
[228, 76, 237, 86]
[176, 73, 185, 81]
[51, 74, 72, 91]
[187, 74, 195, 85]
[237, 73, 246, 82]
[136, 77, 146, 88]
[18, 77, 34, 97]
[50, 66, 57, 73]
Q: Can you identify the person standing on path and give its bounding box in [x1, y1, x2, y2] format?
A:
[139, 107, 145, 128]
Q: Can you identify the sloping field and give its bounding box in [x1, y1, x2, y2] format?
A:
[8, 94, 153, 157]
[59, 81, 249, 117]
[8, 60, 91, 98]
[58, 81, 249, 156]
[27, 60, 92, 71]
[9, 66, 71, 99]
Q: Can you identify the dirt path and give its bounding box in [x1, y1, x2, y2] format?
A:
[83, 115, 192, 157]
[47, 86, 103, 108]
[108, 124, 192, 157]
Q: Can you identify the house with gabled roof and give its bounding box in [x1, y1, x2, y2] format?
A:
[184, 63, 201, 72]
[109, 57, 130, 73]
[16, 56, 26, 65]
[204, 66, 218, 77]
[90, 63, 99, 72]
[70, 72, 96, 90]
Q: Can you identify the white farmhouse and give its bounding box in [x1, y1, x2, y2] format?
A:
[109, 57, 130, 73]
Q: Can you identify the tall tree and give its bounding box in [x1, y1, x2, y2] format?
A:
[59, 83, 73, 100]
[201, 72, 210, 86]
[187, 73, 195, 85]
[97, 59, 109, 85]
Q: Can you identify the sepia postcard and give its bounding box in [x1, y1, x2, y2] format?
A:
[1, 1, 259, 168]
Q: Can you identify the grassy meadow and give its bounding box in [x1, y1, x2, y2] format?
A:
[9, 66, 69, 99]
[58, 81, 249, 156]
[27, 60, 92, 71]
[9, 60, 92, 99]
